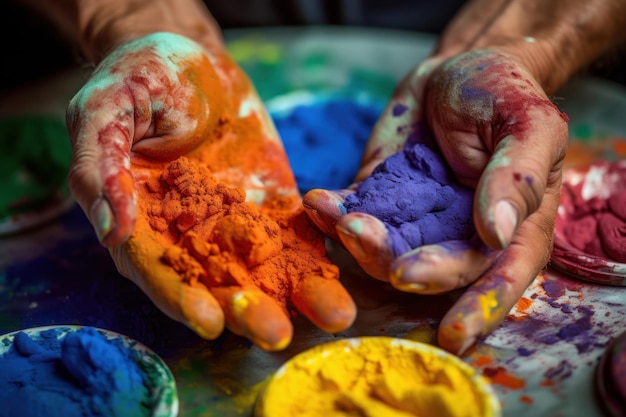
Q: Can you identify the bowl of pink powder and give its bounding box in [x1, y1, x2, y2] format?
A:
[551, 160, 626, 286]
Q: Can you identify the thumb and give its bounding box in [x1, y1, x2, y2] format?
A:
[474, 103, 568, 249]
[424, 50, 569, 249]
[66, 84, 136, 247]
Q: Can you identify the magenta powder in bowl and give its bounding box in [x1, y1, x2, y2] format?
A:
[552, 160, 626, 286]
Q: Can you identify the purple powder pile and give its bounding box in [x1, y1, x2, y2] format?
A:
[344, 141, 475, 256]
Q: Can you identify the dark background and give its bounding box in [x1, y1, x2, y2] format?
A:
[1, 0, 625, 97]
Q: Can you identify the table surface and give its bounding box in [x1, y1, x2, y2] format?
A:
[1, 27, 626, 417]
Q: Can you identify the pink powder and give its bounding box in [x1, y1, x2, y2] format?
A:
[561, 163, 626, 263]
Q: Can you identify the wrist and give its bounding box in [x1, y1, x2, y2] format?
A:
[490, 37, 572, 95]
[75, 0, 224, 64]
[435, 0, 626, 94]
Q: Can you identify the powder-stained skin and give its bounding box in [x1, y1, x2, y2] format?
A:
[303, 49, 570, 355]
[147, 157, 342, 314]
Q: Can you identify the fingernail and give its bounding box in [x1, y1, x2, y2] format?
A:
[457, 336, 477, 356]
[494, 200, 518, 248]
[305, 208, 334, 236]
[90, 195, 114, 243]
[336, 222, 367, 261]
[394, 281, 428, 292]
[390, 262, 428, 292]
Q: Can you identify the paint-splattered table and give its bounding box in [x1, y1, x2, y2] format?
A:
[1, 27, 625, 417]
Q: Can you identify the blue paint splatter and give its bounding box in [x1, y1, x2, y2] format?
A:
[461, 86, 492, 103]
[392, 103, 408, 117]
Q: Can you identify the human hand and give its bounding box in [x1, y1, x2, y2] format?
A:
[66, 32, 356, 350]
[303, 49, 568, 354]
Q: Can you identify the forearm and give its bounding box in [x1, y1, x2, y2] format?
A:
[24, 0, 224, 64]
[435, 0, 626, 93]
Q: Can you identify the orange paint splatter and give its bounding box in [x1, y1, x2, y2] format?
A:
[483, 367, 526, 390]
[472, 354, 495, 368]
[516, 297, 532, 312]
[613, 139, 626, 156]
[540, 379, 555, 387]
[509, 296, 533, 320]
[519, 395, 534, 404]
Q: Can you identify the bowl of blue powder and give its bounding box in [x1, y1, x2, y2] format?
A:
[268, 90, 384, 195]
[0, 325, 178, 417]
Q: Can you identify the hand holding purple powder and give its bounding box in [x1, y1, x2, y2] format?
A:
[272, 96, 475, 258]
[344, 142, 475, 257]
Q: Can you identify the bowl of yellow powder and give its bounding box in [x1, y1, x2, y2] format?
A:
[255, 336, 501, 417]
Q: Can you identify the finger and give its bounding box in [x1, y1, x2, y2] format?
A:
[335, 213, 396, 281]
[473, 102, 568, 250]
[67, 86, 137, 247]
[291, 275, 357, 334]
[210, 286, 293, 351]
[355, 57, 444, 182]
[434, 0, 512, 56]
[302, 188, 353, 240]
[67, 34, 221, 248]
[437, 200, 557, 355]
[389, 238, 498, 294]
[113, 239, 226, 340]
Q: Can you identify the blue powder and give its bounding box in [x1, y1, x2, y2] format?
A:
[517, 347, 533, 356]
[0, 204, 201, 357]
[344, 142, 475, 257]
[0, 327, 152, 417]
[272, 98, 383, 194]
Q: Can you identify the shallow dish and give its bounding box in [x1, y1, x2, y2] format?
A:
[0, 191, 75, 236]
[0, 115, 75, 236]
[0, 325, 179, 417]
[255, 336, 501, 417]
[594, 330, 626, 417]
[551, 160, 626, 286]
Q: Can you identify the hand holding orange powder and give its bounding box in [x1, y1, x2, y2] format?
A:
[63, 29, 355, 350]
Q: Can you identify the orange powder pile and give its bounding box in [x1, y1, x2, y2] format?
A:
[141, 155, 338, 313]
[125, 49, 350, 345]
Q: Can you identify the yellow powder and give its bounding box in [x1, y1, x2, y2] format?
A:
[255, 337, 500, 417]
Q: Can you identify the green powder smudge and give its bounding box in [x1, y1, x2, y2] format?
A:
[0, 116, 71, 219]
